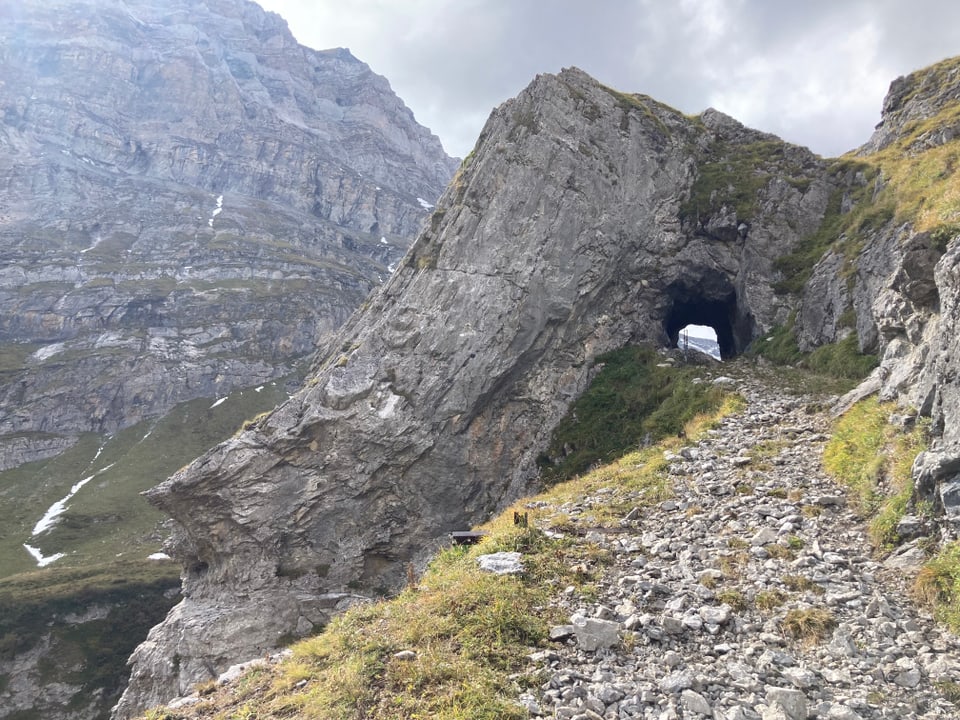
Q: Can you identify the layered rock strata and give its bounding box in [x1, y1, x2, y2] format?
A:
[0, 0, 456, 467]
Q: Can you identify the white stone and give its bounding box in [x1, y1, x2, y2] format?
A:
[765, 686, 807, 720]
[573, 617, 620, 652]
[476, 551, 523, 574]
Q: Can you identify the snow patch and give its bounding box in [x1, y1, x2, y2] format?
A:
[23, 544, 65, 567]
[208, 194, 224, 227]
[79, 234, 102, 254]
[31, 475, 95, 536]
[32, 343, 66, 362]
[387, 262, 398, 273]
[416, 197, 434, 210]
[210, 396, 227, 409]
[254, 385, 264, 393]
[380, 236, 388, 245]
[29, 462, 116, 537]
[148, 552, 171, 561]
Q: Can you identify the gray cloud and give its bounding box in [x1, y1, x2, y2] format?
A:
[258, 0, 960, 159]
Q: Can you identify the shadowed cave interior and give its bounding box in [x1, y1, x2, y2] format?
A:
[663, 276, 754, 360]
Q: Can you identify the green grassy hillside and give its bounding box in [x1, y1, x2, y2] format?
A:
[0, 376, 297, 579]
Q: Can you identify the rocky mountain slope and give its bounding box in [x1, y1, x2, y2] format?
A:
[0, 0, 455, 473]
[115, 64, 839, 717]
[118, 56, 960, 717]
[125, 362, 960, 719]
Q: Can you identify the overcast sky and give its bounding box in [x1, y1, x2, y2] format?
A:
[256, 1, 960, 160]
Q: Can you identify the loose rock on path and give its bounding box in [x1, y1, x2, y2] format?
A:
[520, 365, 960, 719]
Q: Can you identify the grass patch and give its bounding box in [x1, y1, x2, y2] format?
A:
[934, 679, 960, 705]
[716, 589, 747, 612]
[719, 551, 750, 580]
[781, 607, 836, 644]
[803, 334, 879, 380]
[823, 397, 930, 548]
[764, 544, 795, 561]
[749, 315, 878, 385]
[535, 392, 745, 529]
[168, 520, 586, 720]
[0, 342, 42, 373]
[914, 542, 960, 632]
[755, 590, 787, 612]
[783, 575, 824, 595]
[537, 345, 734, 483]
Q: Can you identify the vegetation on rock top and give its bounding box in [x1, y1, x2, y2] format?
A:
[680, 138, 815, 226]
[775, 56, 960, 296]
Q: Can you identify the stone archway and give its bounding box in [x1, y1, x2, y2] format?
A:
[662, 273, 754, 360]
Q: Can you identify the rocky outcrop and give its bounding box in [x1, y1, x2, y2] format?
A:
[0, 0, 456, 468]
[913, 240, 960, 523]
[115, 67, 837, 716]
[793, 58, 960, 518]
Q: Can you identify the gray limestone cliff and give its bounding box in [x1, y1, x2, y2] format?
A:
[0, 0, 456, 471]
[114, 67, 837, 716]
[792, 57, 960, 520]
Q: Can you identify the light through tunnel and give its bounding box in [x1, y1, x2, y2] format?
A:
[677, 324, 721, 360]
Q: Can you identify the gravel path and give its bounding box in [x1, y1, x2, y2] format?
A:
[520, 367, 960, 719]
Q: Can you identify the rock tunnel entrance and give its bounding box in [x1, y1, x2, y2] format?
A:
[663, 276, 753, 360]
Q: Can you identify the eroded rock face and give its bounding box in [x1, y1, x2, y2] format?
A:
[115, 67, 835, 716]
[0, 0, 456, 467]
[794, 58, 960, 518]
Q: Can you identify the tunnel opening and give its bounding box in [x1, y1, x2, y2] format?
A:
[678, 324, 720, 360]
[663, 277, 753, 360]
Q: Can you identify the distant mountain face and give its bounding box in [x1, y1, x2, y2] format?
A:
[679, 334, 721, 361]
[0, 0, 457, 472]
[0, 1, 455, 717]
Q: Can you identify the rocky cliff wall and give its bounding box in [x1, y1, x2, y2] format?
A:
[0, 0, 456, 469]
[793, 57, 960, 520]
[114, 66, 838, 716]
